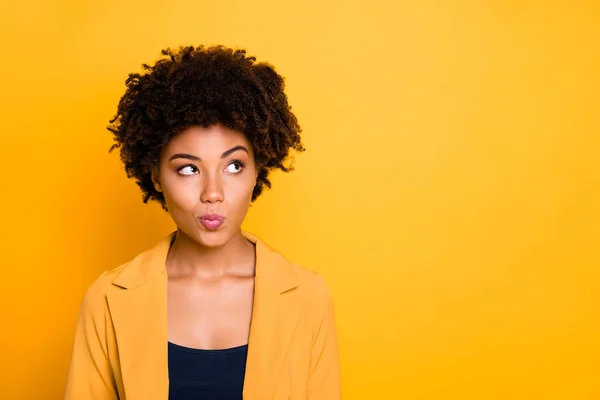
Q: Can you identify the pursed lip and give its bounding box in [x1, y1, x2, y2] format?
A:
[198, 214, 225, 222]
[197, 214, 225, 230]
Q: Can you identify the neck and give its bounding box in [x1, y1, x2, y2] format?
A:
[166, 228, 256, 279]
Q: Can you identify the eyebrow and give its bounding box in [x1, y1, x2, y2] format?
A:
[168, 145, 249, 162]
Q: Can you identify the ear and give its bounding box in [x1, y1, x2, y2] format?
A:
[254, 164, 260, 180]
[151, 168, 162, 193]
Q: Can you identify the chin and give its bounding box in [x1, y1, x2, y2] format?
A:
[193, 229, 232, 248]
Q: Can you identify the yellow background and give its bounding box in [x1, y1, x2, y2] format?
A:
[1, 1, 599, 398]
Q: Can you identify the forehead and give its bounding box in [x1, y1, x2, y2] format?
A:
[163, 124, 253, 156]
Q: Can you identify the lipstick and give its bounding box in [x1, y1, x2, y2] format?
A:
[198, 214, 225, 230]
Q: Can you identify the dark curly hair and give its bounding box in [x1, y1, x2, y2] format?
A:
[107, 45, 305, 210]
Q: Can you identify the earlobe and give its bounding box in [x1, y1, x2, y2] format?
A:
[151, 170, 162, 193]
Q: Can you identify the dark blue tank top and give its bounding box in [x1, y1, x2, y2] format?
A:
[168, 341, 248, 399]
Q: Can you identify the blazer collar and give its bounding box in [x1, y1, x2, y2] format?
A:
[106, 230, 302, 399]
[111, 230, 299, 294]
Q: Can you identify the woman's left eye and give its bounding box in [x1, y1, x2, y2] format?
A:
[225, 162, 244, 174]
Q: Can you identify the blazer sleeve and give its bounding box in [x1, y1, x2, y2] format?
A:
[307, 274, 342, 399]
[64, 272, 119, 400]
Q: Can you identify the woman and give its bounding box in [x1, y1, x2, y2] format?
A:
[64, 45, 341, 399]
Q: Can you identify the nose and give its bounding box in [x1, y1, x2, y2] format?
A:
[200, 173, 224, 204]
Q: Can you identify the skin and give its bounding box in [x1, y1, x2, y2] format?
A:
[151, 123, 259, 350]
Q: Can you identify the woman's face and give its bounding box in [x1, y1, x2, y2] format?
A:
[152, 123, 258, 247]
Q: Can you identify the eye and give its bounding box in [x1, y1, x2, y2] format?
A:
[225, 161, 245, 174]
[178, 165, 198, 176]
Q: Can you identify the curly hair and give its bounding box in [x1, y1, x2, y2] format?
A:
[107, 45, 305, 210]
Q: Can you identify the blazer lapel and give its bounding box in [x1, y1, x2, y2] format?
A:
[105, 230, 300, 400]
[243, 232, 300, 400]
[106, 233, 172, 399]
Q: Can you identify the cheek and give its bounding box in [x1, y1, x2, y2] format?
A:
[242, 174, 257, 199]
[162, 178, 199, 210]
[229, 176, 256, 208]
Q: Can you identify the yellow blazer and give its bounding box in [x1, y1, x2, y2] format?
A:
[64, 230, 341, 399]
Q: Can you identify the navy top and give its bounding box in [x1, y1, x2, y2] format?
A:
[168, 341, 249, 400]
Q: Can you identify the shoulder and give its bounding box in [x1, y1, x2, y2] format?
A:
[255, 233, 334, 305]
[83, 232, 173, 301]
[290, 262, 334, 299]
[78, 261, 132, 314]
[286, 262, 338, 346]
[287, 261, 336, 322]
